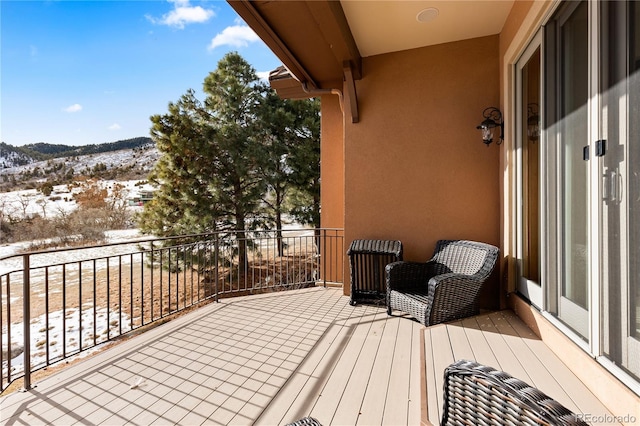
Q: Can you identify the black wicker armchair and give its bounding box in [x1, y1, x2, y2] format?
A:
[386, 240, 499, 326]
[441, 360, 588, 425]
[285, 417, 322, 426]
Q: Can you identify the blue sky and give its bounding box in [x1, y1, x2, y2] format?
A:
[0, 0, 282, 146]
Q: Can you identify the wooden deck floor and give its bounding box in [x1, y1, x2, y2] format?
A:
[0, 287, 422, 425]
[0, 287, 616, 425]
[423, 310, 616, 425]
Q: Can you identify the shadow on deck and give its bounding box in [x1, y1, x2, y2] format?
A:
[1, 287, 618, 425]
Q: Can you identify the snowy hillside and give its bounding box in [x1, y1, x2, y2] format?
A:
[0, 143, 160, 248]
[0, 142, 159, 215]
[0, 143, 159, 190]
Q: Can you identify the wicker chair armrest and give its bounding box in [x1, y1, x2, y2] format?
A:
[428, 272, 481, 290]
[426, 273, 483, 325]
[386, 261, 432, 292]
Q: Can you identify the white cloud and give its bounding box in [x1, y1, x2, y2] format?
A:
[108, 123, 121, 131]
[208, 24, 259, 51]
[256, 71, 271, 82]
[64, 104, 83, 113]
[147, 0, 214, 29]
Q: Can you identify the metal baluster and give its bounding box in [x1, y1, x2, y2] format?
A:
[22, 254, 31, 390]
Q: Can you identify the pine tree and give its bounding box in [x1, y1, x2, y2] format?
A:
[139, 52, 267, 271]
[286, 98, 321, 229]
[258, 93, 320, 256]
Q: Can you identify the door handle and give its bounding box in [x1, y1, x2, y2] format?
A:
[616, 170, 623, 204]
[603, 169, 623, 204]
[611, 170, 618, 204]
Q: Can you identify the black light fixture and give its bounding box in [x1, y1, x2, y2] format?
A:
[476, 107, 503, 146]
[527, 103, 540, 143]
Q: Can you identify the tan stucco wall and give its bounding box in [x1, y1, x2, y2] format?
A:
[319, 93, 345, 284]
[320, 93, 345, 231]
[341, 35, 501, 308]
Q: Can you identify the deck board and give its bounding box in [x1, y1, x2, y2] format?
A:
[422, 327, 440, 426]
[307, 305, 377, 422]
[356, 312, 399, 425]
[407, 320, 422, 426]
[331, 308, 386, 425]
[447, 320, 475, 361]
[425, 324, 453, 425]
[460, 316, 499, 367]
[381, 317, 415, 425]
[254, 292, 360, 425]
[475, 313, 532, 383]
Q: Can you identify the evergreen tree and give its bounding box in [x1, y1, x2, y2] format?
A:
[139, 90, 220, 236]
[139, 52, 321, 273]
[139, 52, 267, 270]
[202, 53, 268, 269]
[259, 93, 320, 256]
[286, 98, 321, 229]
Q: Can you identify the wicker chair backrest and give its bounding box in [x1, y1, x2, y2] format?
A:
[442, 360, 588, 426]
[431, 240, 496, 277]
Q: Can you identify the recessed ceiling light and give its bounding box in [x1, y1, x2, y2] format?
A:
[416, 7, 439, 23]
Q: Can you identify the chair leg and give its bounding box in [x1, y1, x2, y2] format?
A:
[387, 306, 392, 316]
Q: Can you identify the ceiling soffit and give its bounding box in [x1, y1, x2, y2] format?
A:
[231, 1, 514, 87]
[340, 1, 514, 57]
[229, 0, 361, 90]
[229, 0, 513, 122]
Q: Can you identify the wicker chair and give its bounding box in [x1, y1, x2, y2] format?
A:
[284, 417, 322, 426]
[441, 360, 588, 425]
[386, 240, 499, 326]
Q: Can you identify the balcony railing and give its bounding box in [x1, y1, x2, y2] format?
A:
[0, 228, 344, 392]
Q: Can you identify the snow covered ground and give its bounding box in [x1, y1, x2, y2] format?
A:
[0, 177, 154, 382]
[4, 305, 131, 378]
[0, 144, 158, 233]
[1, 227, 149, 379]
[0, 179, 155, 225]
[0, 148, 161, 380]
[0, 228, 145, 276]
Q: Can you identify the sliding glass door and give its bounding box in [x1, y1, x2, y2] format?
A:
[600, 0, 640, 379]
[546, 0, 590, 339]
[539, 0, 640, 381]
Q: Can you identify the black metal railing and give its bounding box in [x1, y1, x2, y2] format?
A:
[0, 228, 344, 392]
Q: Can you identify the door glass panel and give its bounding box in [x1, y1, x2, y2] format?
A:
[545, 0, 590, 338]
[631, 0, 640, 345]
[560, 1, 590, 314]
[601, 0, 640, 380]
[522, 48, 541, 283]
[517, 39, 542, 308]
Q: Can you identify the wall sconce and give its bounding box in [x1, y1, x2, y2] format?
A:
[527, 103, 540, 143]
[476, 107, 503, 146]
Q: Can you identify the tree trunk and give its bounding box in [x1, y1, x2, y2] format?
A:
[275, 188, 284, 257]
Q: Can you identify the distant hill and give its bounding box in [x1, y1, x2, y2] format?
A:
[11, 137, 153, 161]
[0, 137, 158, 192]
[0, 143, 33, 167]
